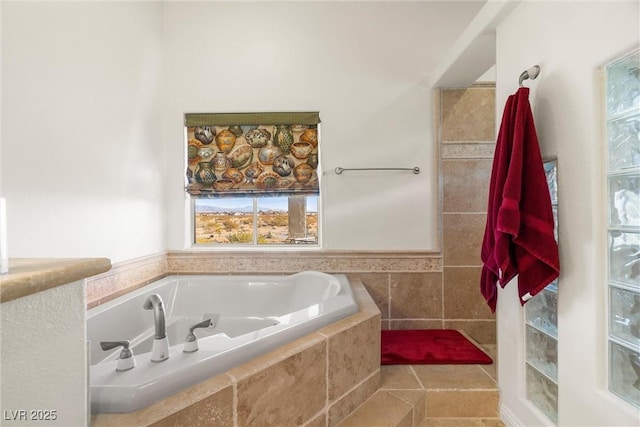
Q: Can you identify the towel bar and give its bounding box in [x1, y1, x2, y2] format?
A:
[334, 167, 420, 175]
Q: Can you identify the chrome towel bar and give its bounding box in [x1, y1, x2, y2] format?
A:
[334, 167, 420, 175]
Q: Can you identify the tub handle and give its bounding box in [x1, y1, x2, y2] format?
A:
[190, 318, 213, 333]
[100, 340, 136, 372]
[183, 319, 213, 353]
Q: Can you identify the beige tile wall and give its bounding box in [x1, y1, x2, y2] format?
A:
[439, 85, 496, 344]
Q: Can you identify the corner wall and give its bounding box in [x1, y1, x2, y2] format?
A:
[496, 1, 639, 425]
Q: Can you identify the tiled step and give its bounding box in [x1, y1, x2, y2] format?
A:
[335, 389, 423, 427]
[418, 417, 505, 427]
[380, 364, 499, 417]
[419, 364, 498, 419]
[338, 362, 502, 427]
[337, 342, 503, 427]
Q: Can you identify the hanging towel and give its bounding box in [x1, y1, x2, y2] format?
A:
[481, 87, 559, 312]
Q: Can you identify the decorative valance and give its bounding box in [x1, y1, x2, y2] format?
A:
[185, 112, 320, 127]
[185, 112, 320, 198]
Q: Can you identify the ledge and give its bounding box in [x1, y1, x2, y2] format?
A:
[166, 250, 443, 274]
[0, 258, 112, 303]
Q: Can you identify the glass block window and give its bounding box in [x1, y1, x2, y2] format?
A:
[525, 159, 559, 424]
[605, 49, 640, 409]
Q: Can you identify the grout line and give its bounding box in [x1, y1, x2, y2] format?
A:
[232, 381, 238, 427]
[441, 157, 494, 161]
[325, 335, 330, 413]
[409, 366, 426, 390]
[331, 370, 380, 412]
[441, 141, 495, 145]
[442, 265, 484, 268]
[331, 371, 381, 424]
[385, 390, 420, 427]
[442, 211, 488, 215]
[387, 273, 392, 320]
[441, 268, 445, 326]
[301, 408, 327, 427]
[423, 387, 499, 392]
[478, 364, 498, 384]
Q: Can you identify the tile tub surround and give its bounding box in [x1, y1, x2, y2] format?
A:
[91, 279, 381, 427]
[86, 251, 442, 310]
[86, 249, 496, 345]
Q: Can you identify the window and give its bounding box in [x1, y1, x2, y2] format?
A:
[185, 112, 321, 246]
[525, 159, 559, 424]
[604, 49, 639, 408]
[194, 195, 318, 245]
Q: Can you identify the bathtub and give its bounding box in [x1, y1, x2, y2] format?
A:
[87, 271, 358, 414]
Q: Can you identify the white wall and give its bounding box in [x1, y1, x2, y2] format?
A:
[1, 280, 87, 426]
[1, 1, 485, 258]
[496, 2, 639, 426]
[162, 1, 482, 251]
[1, 2, 165, 263]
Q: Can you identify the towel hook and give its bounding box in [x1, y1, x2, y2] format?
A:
[519, 65, 541, 87]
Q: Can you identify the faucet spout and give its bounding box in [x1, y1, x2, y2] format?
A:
[143, 294, 169, 362]
[143, 294, 166, 339]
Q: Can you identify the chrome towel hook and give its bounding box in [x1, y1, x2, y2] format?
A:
[519, 65, 541, 87]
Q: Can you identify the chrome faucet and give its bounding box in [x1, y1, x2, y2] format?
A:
[143, 293, 169, 362]
[143, 294, 166, 339]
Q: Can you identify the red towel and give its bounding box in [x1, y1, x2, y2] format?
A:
[481, 87, 559, 312]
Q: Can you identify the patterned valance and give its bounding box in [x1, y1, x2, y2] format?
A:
[185, 112, 320, 198]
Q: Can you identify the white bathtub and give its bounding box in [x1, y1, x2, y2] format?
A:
[87, 271, 358, 414]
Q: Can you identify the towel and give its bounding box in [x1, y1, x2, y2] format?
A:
[481, 87, 559, 312]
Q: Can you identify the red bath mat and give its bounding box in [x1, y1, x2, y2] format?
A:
[381, 329, 493, 365]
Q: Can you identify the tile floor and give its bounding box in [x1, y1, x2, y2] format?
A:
[337, 345, 505, 427]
